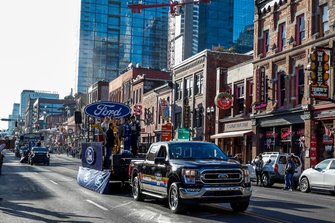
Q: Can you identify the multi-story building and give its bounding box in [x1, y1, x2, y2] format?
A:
[141, 83, 173, 143]
[210, 60, 254, 163]
[76, 0, 169, 93]
[20, 90, 59, 118]
[172, 49, 252, 142]
[88, 80, 109, 104]
[252, 0, 335, 168]
[168, 0, 254, 68]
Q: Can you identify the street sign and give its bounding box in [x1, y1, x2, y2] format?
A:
[178, 128, 189, 141]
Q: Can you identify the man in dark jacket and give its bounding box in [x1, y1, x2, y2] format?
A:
[284, 155, 296, 191]
[105, 123, 115, 168]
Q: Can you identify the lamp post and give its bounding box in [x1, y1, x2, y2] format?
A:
[206, 106, 215, 141]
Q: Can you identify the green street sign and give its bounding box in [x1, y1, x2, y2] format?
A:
[178, 128, 189, 141]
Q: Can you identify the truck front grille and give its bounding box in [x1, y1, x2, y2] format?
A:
[199, 169, 243, 185]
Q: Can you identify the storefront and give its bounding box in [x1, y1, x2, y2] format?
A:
[211, 120, 253, 164]
[255, 112, 305, 157]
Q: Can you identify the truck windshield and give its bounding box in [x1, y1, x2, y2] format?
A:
[169, 143, 228, 160]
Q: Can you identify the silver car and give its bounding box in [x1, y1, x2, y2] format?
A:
[299, 158, 335, 195]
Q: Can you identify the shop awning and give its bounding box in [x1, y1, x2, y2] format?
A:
[210, 130, 252, 139]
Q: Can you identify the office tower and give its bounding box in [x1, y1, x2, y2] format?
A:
[168, 0, 254, 68]
[76, 0, 169, 93]
[20, 90, 59, 117]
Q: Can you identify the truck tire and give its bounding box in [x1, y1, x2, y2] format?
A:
[230, 200, 250, 212]
[132, 176, 145, 201]
[168, 182, 185, 214]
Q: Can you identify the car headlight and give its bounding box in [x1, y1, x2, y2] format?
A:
[182, 169, 197, 184]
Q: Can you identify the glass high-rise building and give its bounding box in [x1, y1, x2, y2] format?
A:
[20, 90, 59, 117]
[76, 0, 169, 93]
[168, 0, 254, 68]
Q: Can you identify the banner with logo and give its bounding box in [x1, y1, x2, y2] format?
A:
[81, 142, 103, 171]
[84, 101, 131, 118]
[77, 166, 111, 194]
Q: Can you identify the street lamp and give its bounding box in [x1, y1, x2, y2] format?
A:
[206, 106, 215, 141]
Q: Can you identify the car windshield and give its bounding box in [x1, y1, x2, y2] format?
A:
[169, 143, 228, 160]
[262, 155, 276, 165]
[32, 147, 48, 153]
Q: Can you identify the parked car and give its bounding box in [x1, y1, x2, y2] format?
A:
[244, 164, 256, 182]
[28, 147, 50, 166]
[129, 141, 252, 213]
[299, 158, 335, 195]
[260, 152, 302, 187]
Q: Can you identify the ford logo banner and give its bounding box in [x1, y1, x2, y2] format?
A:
[84, 101, 131, 118]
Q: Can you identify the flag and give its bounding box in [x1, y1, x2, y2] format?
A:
[321, 121, 332, 137]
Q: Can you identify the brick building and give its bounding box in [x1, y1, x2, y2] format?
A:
[252, 0, 335, 168]
[172, 49, 252, 142]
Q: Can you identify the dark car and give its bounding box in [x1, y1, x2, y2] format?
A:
[129, 141, 252, 213]
[28, 147, 50, 166]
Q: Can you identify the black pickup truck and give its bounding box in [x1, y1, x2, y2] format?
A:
[129, 141, 252, 213]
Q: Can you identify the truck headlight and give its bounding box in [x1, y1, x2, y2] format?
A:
[182, 169, 197, 184]
[243, 169, 250, 184]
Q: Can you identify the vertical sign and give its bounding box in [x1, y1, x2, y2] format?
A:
[254, 67, 267, 109]
[309, 48, 330, 98]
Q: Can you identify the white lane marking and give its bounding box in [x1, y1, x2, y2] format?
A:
[86, 199, 108, 211]
[49, 180, 58, 185]
[110, 201, 133, 210]
[34, 172, 39, 174]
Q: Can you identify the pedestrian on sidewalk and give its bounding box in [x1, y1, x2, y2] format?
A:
[0, 152, 5, 175]
[284, 155, 296, 191]
[253, 154, 264, 186]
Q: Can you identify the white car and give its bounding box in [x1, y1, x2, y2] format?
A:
[299, 158, 335, 195]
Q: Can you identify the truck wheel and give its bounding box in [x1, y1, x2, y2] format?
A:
[132, 176, 145, 201]
[168, 183, 184, 214]
[299, 177, 310, 193]
[230, 200, 250, 212]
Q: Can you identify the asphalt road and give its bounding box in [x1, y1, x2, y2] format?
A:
[0, 150, 334, 223]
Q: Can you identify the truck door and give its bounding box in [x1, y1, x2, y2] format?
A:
[141, 145, 159, 192]
[155, 145, 168, 195]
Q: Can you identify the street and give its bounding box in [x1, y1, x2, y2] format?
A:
[0, 150, 334, 223]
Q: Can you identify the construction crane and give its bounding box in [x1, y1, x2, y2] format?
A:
[128, 0, 211, 16]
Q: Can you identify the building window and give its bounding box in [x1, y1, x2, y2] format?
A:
[278, 23, 286, 52]
[224, 88, 232, 118]
[139, 88, 142, 103]
[133, 91, 135, 104]
[296, 14, 305, 45]
[278, 73, 286, 107]
[296, 67, 304, 105]
[235, 84, 244, 115]
[175, 112, 181, 128]
[321, 4, 329, 34]
[195, 72, 204, 95]
[175, 81, 182, 100]
[185, 77, 193, 97]
[262, 30, 269, 56]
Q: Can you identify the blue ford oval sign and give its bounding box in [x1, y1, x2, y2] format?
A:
[84, 102, 131, 118]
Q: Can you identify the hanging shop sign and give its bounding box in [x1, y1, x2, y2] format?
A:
[161, 123, 172, 141]
[84, 102, 131, 118]
[214, 92, 233, 110]
[254, 66, 267, 110]
[133, 104, 143, 116]
[309, 48, 330, 98]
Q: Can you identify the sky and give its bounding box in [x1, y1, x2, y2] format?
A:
[0, 0, 81, 130]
